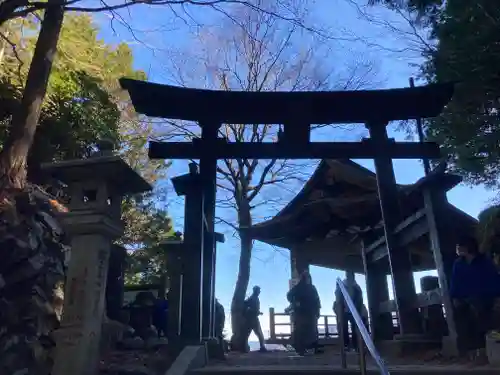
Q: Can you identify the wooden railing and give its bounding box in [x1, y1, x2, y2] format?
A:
[268, 307, 403, 343]
[267, 307, 339, 343]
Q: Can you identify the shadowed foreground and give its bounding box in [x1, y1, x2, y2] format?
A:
[200, 348, 498, 373]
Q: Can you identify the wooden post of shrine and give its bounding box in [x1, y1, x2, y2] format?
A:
[361, 237, 394, 341]
[422, 180, 460, 355]
[171, 163, 204, 343]
[366, 121, 422, 336]
[199, 122, 220, 339]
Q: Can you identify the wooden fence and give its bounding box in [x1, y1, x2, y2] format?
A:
[267, 307, 401, 345]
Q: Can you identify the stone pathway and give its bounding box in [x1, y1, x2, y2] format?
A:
[200, 348, 499, 373]
[99, 347, 174, 375]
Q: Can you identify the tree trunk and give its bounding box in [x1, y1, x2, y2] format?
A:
[230, 197, 253, 351]
[0, 4, 67, 375]
[0, 0, 65, 190]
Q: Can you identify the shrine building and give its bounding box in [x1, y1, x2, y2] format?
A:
[247, 158, 477, 351]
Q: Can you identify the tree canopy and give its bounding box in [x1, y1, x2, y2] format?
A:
[0, 15, 126, 176]
[0, 13, 176, 283]
[374, 1, 500, 187]
[421, 2, 500, 187]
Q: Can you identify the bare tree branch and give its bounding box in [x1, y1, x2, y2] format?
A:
[214, 215, 239, 231]
[0, 29, 23, 79]
[153, 0, 380, 346]
[344, 0, 435, 61]
[0, 0, 342, 45]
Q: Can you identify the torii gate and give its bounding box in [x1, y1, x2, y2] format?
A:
[120, 78, 454, 344]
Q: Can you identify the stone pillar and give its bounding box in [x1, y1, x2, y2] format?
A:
[163, 240, 184, 344]
[361, 239, 393, 341]
[44, 148, 151, 375]
[366, 122, 422, 335]
[422, 186, 459, 355]
[171, 163, 204, 343]
[106, 244, 127, 322]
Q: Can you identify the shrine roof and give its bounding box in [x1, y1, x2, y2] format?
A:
[120, 78, 454, 124]
[246, 160, 476, 248]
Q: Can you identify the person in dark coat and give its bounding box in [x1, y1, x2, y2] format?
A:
[243, 286, 267, 352]
[214, 299, 225, 341]
[153, 293, 169, 338]
[335, 271, 363, 351]
[214, 298, 229, 353]
[450, 235, 500, 357]
[287, 271, 321, 355]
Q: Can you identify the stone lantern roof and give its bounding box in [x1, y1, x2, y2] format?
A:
[42, 155, 152, 196]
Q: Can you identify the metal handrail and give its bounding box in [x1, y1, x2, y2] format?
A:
[336, 277, 390, 375]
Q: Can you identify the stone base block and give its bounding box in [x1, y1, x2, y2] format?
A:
[167, 337, 206, 360]
[100, 317, 128, 353]
[165, 345, 207, 375]
[203, 338, 226, 360]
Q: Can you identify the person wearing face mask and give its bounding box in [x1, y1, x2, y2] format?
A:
[450, 235, 500, 360]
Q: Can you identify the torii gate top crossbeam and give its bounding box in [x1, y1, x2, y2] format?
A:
[120, 78, 454, 124]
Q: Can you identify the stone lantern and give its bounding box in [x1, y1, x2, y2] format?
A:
[42, 142, 151, 375]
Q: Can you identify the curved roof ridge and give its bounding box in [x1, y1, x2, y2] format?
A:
[250, 159, 458, 231]
[254, 159, 384, 226]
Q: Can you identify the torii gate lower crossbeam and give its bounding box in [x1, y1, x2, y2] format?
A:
[121, 78, 455, 346]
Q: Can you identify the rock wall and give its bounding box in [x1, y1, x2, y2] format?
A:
[0, 188, 68, 375]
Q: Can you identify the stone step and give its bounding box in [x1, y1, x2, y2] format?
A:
[192, 365, 499, 375]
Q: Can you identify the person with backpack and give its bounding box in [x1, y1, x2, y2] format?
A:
[243, 286, 267, 352]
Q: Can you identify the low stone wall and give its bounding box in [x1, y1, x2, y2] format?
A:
[0, 188, 68, 374]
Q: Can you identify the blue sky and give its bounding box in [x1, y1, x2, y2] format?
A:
[90, 0, 497, 336]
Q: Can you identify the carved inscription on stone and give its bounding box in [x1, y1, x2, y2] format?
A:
[93, 249, 108, 317]
[59, 329, 83, 348]
[63, 267, 88, 326]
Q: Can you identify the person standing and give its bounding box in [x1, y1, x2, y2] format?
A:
[361, 304, 370, 332]
[450, 235, 500, 360]
[287, 271, 322, 355]
[243, 286, 267, 352]
[214, 298, 228, 353]
[335, 271, 364, 352]
[214, 299, 225, 341]
[153, 293, 169, 338]
[492, 250, 500, 272]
